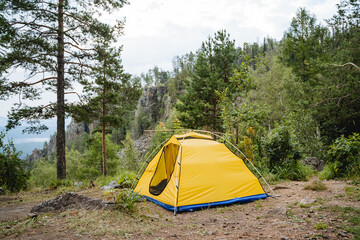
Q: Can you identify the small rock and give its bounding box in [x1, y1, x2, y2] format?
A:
[5, 225, 11, 229]
[281, 235, 289, 240]
[73, 182, 83, 187]
[100, 180, 122, 190]
[266, 207, 286, 217]
[28, 213, 38, 218]
[300, 198, 316, 205]
[338, 231, 347, 237]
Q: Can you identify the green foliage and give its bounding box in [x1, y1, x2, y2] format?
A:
[82, 132, 121, 179]
[321, 133, 360, 179]
[271, 160, 312, 181]
[116, 171, 137, 189]
[30, 159, 57, 188]
[263, 125, 301, 170]
[121, 132, 140, 171]
[261, 125, 314, 181]
[177, 30, 238, 131]
[319, 162, 340, 180]
[314, 222, 328, 230]
[282, 7, 328, 82]
[65, 148, 85, 180]
[115, 189, 141, 214]
[0, 132, 29, 192]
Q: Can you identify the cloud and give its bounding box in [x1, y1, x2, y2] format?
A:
[13, 138, 50, 144]
[117, 0, 339, 75]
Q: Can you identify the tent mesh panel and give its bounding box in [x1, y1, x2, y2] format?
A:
[149, 143, 179, 196]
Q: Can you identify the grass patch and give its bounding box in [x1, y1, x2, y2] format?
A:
[319, 206, 360, 239]
[314, 222, 327, 230]
[0, 215, 53, 237]
[304, 180, 327, 191]
[345, 186, 360, 201]
[63, 209, 148, 237]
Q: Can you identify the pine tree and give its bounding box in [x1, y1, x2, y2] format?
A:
[176, 30, 237, 132]
[70, 42, 141, 176]
[282, 8, 328, 82]
[0, 0, 128, 179]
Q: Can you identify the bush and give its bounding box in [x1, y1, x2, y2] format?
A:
[321, 133, 360, 179]
[272, 160, 312, 181]
[304, 180, 327, 191]
[116, 171, 137, 188]
[121, 132, 140, 171]
[30, 159, 57, 188]
[260, 125, 313, 181]
[115, 189, 141, 214]
[0, 132, 29, 192]
[82, 132, 121, 179]
[263, 125, 301, 170]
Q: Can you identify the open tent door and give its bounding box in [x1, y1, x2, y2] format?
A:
[149, 143, 179, 195]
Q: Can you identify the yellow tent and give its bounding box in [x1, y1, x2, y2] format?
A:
[134, 131, 267, 213]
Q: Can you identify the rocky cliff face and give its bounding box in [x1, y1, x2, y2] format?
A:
[26, 120, 93, 163]
[26, 85, 171, 164]
[133, 86, 171, 137]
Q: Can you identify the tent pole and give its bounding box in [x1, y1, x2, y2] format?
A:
[132, 138, 169, 190]
[193, 130, 277, 199]
[174, 130, 192, 215]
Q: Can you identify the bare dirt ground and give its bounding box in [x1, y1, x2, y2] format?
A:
[1, 177, 359, 240]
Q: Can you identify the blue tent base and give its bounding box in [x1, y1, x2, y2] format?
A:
[144, 193, 268, 212]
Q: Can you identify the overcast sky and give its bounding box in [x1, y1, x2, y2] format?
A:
[117, 0, 339, 75]
[0, 0, 340, 117]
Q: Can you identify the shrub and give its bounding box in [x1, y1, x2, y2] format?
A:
[261, 126, 312, 180]
[83, 132, 121, 179]
[304, 180, 327, 191]
[263, 125, 301, 170]
[0, 132, 29, 192]
[30, 159, 57, 188]
[116, 171, 137, 188]
[272, 160, 312, 181]
[121, 132, 140, 171]
[115, 189, 141, 214]
[321, 133, 360, 179]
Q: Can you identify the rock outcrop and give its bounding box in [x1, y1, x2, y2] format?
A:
[30, 192, 112, 213]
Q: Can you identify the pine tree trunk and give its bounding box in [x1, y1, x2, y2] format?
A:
[102, 85, 107, 176]
[56, 0, 66, 179]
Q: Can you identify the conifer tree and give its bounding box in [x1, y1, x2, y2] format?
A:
[0, 0, 128, 179]
[177, 30, 237, 132]
[282, 8, 328, 82]
[70, 42, 141, 176]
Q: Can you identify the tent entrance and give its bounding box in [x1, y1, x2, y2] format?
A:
[149, 143, 180, 196]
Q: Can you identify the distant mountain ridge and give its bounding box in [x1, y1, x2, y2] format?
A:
[0, 116, 69, 159]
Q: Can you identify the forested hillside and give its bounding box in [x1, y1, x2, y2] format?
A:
[0, 0, 359, 193]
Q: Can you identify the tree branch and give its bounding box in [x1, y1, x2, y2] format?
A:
[39, 103, 56, 110]
[14, 77, 57, 87]
[12, 21, 57, 32]
[333, 62, 360, 72]
[65, 91, 84, 104]
[64, 42, 95, 52]
[65, 61, 94, 69]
